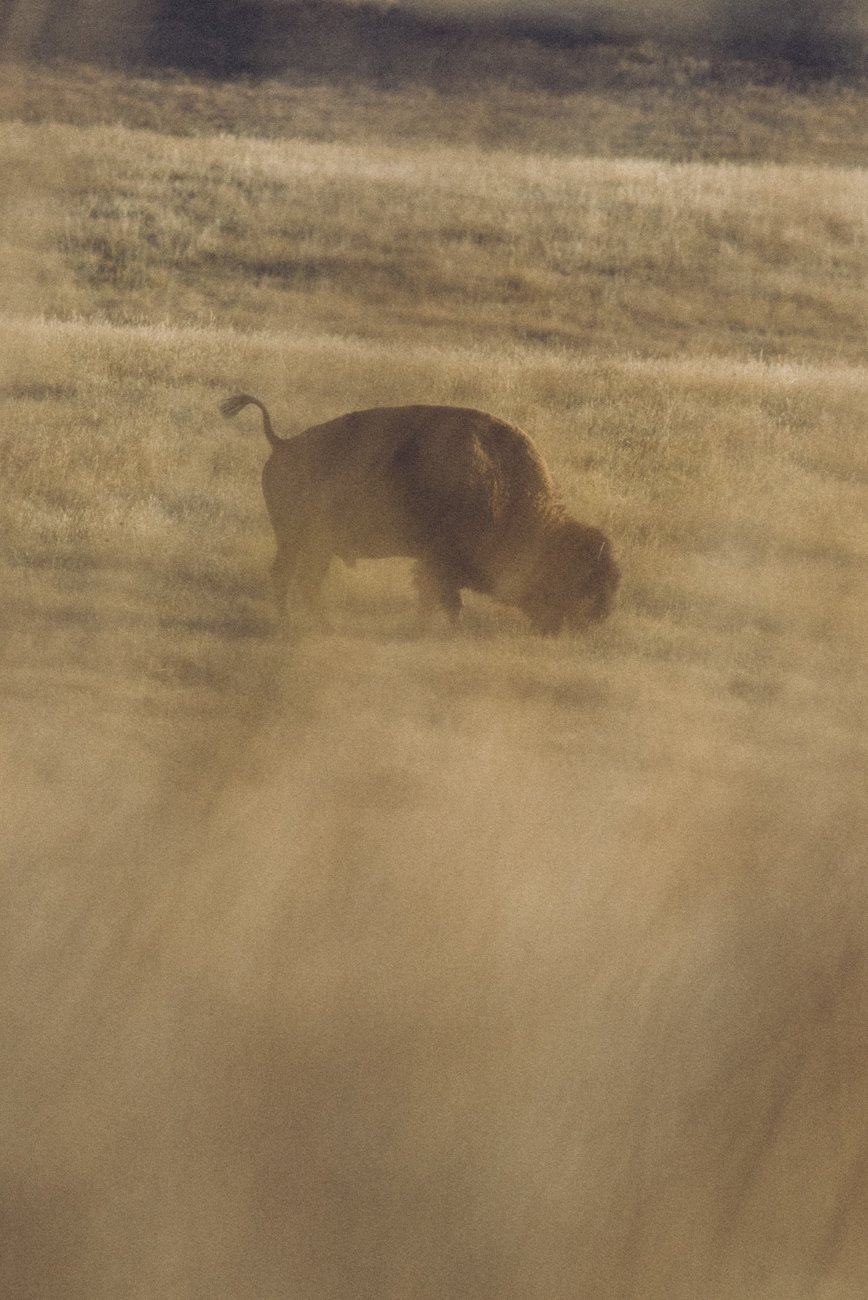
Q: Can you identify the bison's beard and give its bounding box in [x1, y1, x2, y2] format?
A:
[519, 518, 620, 635]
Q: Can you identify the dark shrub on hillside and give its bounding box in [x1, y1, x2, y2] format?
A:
[147, 0, 292, 74]
[715, 0, 864, 77]
[1, 0, 865, 82]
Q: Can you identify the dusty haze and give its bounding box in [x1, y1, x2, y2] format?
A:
[4, 634, 868, 1299]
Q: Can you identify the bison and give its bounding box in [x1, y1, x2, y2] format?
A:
[220, 394, 619, 634]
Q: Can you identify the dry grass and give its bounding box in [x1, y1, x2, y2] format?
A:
[1, 118, 866, 359]
[2, 56, 868, 166]
[1, 61, 868, 1300]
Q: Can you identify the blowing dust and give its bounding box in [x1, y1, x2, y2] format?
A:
[2, 638, 867, 1300]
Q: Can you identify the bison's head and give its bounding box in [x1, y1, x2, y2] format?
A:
[522, 520, 620, 635]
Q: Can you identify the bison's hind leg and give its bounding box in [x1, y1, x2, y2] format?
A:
[270, 544, 295, 622]
[295, 546, 334, 631]
[413, 560, 463, 629]
[268, 540, 333, 632]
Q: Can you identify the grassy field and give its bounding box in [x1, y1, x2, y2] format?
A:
[4, 55, 868, 165]
[2, 56, 868, 1300]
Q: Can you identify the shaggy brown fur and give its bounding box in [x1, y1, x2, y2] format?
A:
[220, 394, 619, 634]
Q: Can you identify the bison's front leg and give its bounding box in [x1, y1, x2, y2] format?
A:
[413, 560, 462, 629]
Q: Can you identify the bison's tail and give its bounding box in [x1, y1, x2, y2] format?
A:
[220, 393, 282, 449]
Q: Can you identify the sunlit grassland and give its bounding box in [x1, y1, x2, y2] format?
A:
[2, 308, 864, 784]
[2, 63, 868, 1300]
[1, 118, 866, 357]
[3, 56, 868, 167]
